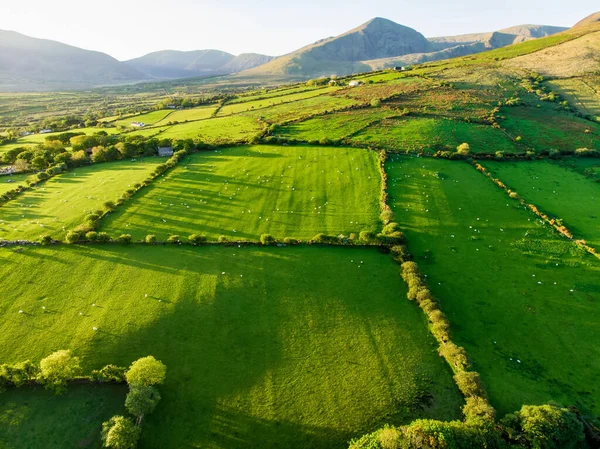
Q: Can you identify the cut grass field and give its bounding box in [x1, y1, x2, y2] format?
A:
[499, 106, 600, 151]
[352, 116, 519, 153]
[130, 115, 264, 143]
[0, 172, 31, 195]
[386, 156, 600, 416]
[482, 160, 600, 250]
[0, 245, 463, 449]
[101, 145, 381, 241]
[274, 108, 398, 141]
[218, 87, 340, 117]
[0, 159, 163, 242]
[0, 384, 127, 449]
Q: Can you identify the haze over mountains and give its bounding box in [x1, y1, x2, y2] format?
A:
[0, 14, 590, 91]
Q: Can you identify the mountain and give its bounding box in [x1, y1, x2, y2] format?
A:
[361, 24, 568, 71]
[0, 30, 147, 91]
[243, 18, 432, 77]
[573, 11, 600, 28]
[125, 50, 274, 79]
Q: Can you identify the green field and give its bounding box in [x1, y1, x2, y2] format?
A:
[483, 160, 600, 250]
[275, 109, 398, 141]
[115, 110, 173, 127]
[18, 127, 120, 144]
[154, 105, 217, 125]
[0, 173, 31, 195]
[499, 106, 600, 151]
[562, 157, 600, 181]
[386, 156, 600, 416]
[0, 245, 463, 449]
[0, 384, 127, 449]
[218, 87, 339, 116]
[352, 117, 519, 153]
[244, 95, 362, 124]
[101, 145, 381, 241]
[550, 77, 600, 116]
[0, 159, 162, 241]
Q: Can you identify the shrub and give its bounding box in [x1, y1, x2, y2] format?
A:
[218, 235, 228, 243]
[85, 231, 98, 242]
[167, 235, 181, 244]
[0, 361, 39, 389]
[380, 210, 395, 225]
[96, 232, 111, 243]
[312, 233, 329, 244]
[359, 231, 376, 244]
[439, 341, 471, 371]
[117, 234, 132, 244]
[371, 98, 382, 108]
[189, 234, 207, 245]
[91, 365, 127, 383]
[283, 237, 299, 245]
[125, 356, 166, 387]
[85, 213, 101, 223]
[463, 396, 496, 422]
[101, 416, 140, 449]
[39, 234, 53, 246]
[145, 234, 157, 244]
[260, 234, 275, 245]
[65, 231, 81, 244]
[104, 201, 116, 211]
[454, 371, 485, 398]
[457, 142, 471, 155]
[39, 350, 81, 394]
[378, 425, 404, 449]
[509, 191, 520, 200]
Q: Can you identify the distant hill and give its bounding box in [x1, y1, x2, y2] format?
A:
[0, 30, 147, 91]
[573, 11, 600, 28]
[243, 20, 567, 78]
[243, 18, 432, 77]
[125, 50, 273, 79]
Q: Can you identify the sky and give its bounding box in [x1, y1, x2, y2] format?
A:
[0, 0, 597, 61]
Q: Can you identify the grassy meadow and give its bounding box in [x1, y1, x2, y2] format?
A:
[0, 245, 463, 449]
[0, 172, 31, 195]
[483, 160, 600, 250]
[386, 156, 600, 416]
[101, 145, 381, 241]
[0, 159, 162, 241]
[0, 384, 127, 449]
[352, 117, 519, 153]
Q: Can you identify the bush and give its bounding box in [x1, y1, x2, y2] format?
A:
[91, 365, 127, 383]
[457, 142, 471, 155]
[0, 361, 39, 390]
[509, 191, 520, 200]
[125, 385, 161, 421]
[380, 210, 395, 225]
[439, 341, 470, 371]
[283, 237, 299, 245]
[167, 235, 181, 244]
[260, 234, 275, 245]
[371, 98, 382, 108]
[96, 232, 111, 243]
[104, 201, 116, 211]
[125, 356, 166, 387]
[359, 231, 377, 244]
[189, 234, 207, 245]
[39, 234, 53, 246]
[378, 425, 404, 449]
[117, 234, 132, 244]
[85, 231, 98, 242]
[218, 235, 228, 243]
[454, 371, 485, 398]
[65, 231, 81, 244]
[39, 350, 81, 394]
[463, 396, 496, 422]
[101, 416, 140, 449]
[145, 234, 157, 244]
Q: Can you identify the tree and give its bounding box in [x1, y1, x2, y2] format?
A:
[145, 235, 157, 244]
[125, 356, 166, 386]
[101, 416, 140, 449]
[39, 350, 80, 394]
[125, 385, 161, 424]
[457, 143, 471, 155]
[65, 231, 81, 244]
[371, 98, 382, 108]
[260, 234, 274, 245]
[188, 234, 206, 245]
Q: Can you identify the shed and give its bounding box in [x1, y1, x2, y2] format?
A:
[348, 80, 361, 87]
[158, 147, 174, 157]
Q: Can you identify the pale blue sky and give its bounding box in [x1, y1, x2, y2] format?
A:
[0, 0, 597, 60]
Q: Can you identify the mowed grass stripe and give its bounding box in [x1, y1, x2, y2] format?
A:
[386, 156, 600, 416]
[483, 160, 600, 250]
[0, 159, 163, 241]
[101, 145, 382, 241]
[0, 245, 463, 449]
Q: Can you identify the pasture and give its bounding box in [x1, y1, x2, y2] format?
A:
[0, 384, 126, 449]
[499, 106, 600, 151]
[153, 105, 217, 125]
[0, 245, 463, 449]
[483, 160, 600, 250]
[386, 156, 600, 416]
[0, 159, 162, 241]
[0, 172, 31, 195]
[550, 77, 600, 116]
[274, 109, 398, 141]
[114, 110, 173, 127]
[101, 145, 381, 241]
[352, 117, 519, 153]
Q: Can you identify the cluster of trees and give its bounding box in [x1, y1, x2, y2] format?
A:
[349, 404, 593, 449]
[101, 356, 167, 449]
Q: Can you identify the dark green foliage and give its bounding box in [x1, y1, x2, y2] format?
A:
[260, 234, 275, 245]
[91, 365, 127, 383]
[64, 231, 81, 244]
[188, 234, 207, 245]
[101, 416, 140, 449]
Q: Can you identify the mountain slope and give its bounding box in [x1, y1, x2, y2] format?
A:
[125, 49, 235, 79]
[219, 53, 275, 73]
[573, 11, 600, 28]
[243, 18, 432, 77]
[0, 30, 147, 91]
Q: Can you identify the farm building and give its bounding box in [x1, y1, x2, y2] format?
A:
[158, 146, 174, 157]
[131, 121, 146, 128]
[39, 129, 53, 134]
[348, 81, 361, 87]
